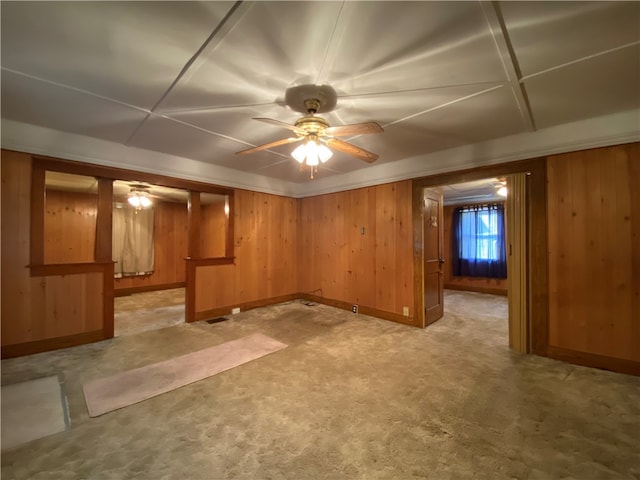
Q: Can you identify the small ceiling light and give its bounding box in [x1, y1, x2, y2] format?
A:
[291, 136, 333, 179]
[497, 186, 507, 197]
[128, 188, 152, 209]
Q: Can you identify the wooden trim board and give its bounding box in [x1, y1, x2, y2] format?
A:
[1, 330, 106, 359]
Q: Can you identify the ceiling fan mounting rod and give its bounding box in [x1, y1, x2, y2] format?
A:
[304, 98, 321, 114]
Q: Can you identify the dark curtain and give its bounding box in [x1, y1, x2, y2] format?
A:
[451, 203, 507, 278]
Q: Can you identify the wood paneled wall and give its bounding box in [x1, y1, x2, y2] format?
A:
[200, 202, 226, 259]
[114, 200, 188, 291]
[442, 204, 508, 295]
[4, 144, 638, 374]
[42, 190, 190, 292]
[193, 190, 299, 316]
[1, 151, 104, 349]
[547, 143, 639, 364]
[298, 181, 414, 321]
[44, 189, 97, 263]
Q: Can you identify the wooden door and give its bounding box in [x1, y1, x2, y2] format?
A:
[423, 188, 444, 325]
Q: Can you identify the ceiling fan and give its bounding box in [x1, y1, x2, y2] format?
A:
[235, 85, 384, 178]
[113, 182, 160, 209]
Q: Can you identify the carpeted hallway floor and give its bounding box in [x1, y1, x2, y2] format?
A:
[1, 291, 639, 479]
[114, 288, 185, 336]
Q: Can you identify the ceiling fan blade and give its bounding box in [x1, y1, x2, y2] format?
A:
[324, 122, 383, 137]
[325, 138, 379, 163]
[235, 136, 302, 156]
[253, 117, 304, 134]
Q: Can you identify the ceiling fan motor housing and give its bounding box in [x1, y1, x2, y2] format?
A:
[294, 115, 330, 135]
[285, 84, 338, 114]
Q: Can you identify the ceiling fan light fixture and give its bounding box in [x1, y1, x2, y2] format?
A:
[291, 139, 333, 166]
[318, 144, 333, 163]
[128, 188, 152, 209]
[237, 84, 382, 179]
[291, 143, 306, 163]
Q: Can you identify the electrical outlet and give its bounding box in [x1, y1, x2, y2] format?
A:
[403, 306, 409, 316]
[352, 304, 358, 314]
[231, 307, 240, 314]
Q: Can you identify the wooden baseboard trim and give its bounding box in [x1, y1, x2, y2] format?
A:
[194, 292, 420, 327]
[301, 294, 420, 327]
[1, 330, 106, 359]
[444, 284, 508, 296]
[193, 293, 302, 322]
[546, 346, 640, 376]
[114, 282, 186, 297]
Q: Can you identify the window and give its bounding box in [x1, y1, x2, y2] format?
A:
[452, 204, 507, 278]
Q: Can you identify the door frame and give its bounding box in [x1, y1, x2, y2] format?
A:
[411, 157, 548, 355]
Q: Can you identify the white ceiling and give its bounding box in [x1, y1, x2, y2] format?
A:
[2, 1, 639, 198]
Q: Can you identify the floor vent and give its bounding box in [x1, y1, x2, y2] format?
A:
[206, 317, 229, 324]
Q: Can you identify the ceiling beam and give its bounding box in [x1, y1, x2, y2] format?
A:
[480, 1, 536, 132]
[125, 1, 252, 146]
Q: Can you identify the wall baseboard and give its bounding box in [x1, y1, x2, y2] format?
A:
[193, 293, 301, 322]
[546, 345, 640, 377]
[114, 282, 186, 297]
[194, 293, 419, 328]
[301, 294, 420, 327]
[444, 284, 508, 296]
[1, 330, 106, 359]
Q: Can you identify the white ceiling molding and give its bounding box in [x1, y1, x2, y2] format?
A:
[0, 118, 300, 197]
[302, 109, 640, 197]
[2, 109, 638, 199]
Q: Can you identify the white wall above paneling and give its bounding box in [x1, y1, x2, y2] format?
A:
[4, 108, 638, 198]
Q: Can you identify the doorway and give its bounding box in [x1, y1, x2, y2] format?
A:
[111, 180, 189, 336]
[412, 159, 548, 355]
[423, 178, 511, 344]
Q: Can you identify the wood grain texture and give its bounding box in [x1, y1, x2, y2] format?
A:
[506, 173, 528, 353]
[200, 201, 227, 258]
[44, 189, 98, 264]
[2, 151, 35, 344]
[423, 188, 444, 325]
[1, 151, 106, 347]
[1, 330, 106, 359]
[95, 178, 113, 262]
[30, 160, 45, 265]
[114, 200, 188, 291]
[298, 181, 414, 322]
[193, 190, 298, 316]
[188, 191, 201, 260]
[547, 143, 639, 362]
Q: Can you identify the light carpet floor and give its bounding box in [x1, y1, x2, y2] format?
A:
[1, 291, 639, 479]
[1, 375, 69, 451]
[114, 288, 185, 336]
[84, 333, 287, 417]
